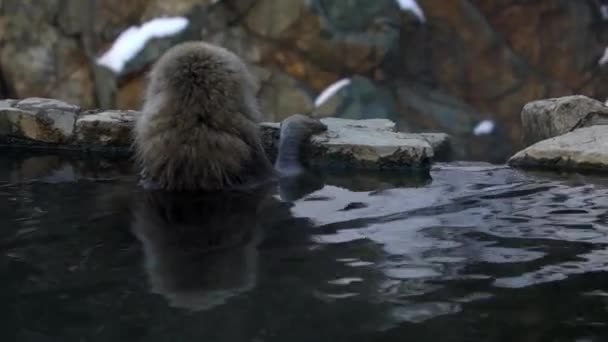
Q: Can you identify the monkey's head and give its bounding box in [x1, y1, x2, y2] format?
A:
[145, 41, 261, 123]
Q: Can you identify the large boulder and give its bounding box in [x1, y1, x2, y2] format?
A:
[508, 125, 608, 172]
[520, 95, 608, 146]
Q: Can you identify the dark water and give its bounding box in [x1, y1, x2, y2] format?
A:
[2, 151, 608, 342]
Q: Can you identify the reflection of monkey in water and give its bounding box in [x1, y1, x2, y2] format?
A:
[132, 177, 319, 311]
[132, 190, 268, 311]
[134, 41, 326, 191]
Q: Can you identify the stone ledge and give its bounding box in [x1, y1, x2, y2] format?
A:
[262, 118, 449, 170]
[1, 97, 452, 170]
[509, 125, 608, 172]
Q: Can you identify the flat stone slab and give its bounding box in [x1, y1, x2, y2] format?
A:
[311, 118, 432, 169]
[75, 110, 137, 146]
[508, 125, 608, 172]
[263, 118, 450, 170]
[521, 95, 608, 146]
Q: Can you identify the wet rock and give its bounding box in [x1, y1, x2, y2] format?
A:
[0, 97, 443, 170]
[75, 110, 137, 146]
[508, 126, 608, 172]
[310, 118, 433, 169]
[0, 98, 79, 143]
[521, 95, 608, 146]
[262, 117, 443, 169]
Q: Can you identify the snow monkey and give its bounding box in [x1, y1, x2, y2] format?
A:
[134, 41, 326, 191]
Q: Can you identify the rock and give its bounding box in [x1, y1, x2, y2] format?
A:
[0, 99, 16, 108]
[245, 0, 306, 39]
[15, 97, 80, 113]
[75, 110, 137, 146]
[319, 117, 397, 132]
[0, 97, 448, 169]
[508, 126, 608, 172]
[413, 133, 452, 161]
[0, 98, 79, 143]
[262, 117, 442, 169]
[570, 111, 608, 129]
[257, 68, 315, 121]
[310, 119, 433, 170]
[521, 95, 608, 146]
[473, 1, 605, 92]
[0, 16, 95, 108]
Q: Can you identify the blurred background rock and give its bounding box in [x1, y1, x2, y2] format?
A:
[1, 0, 608, 162]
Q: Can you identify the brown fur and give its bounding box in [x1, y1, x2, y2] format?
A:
[134, 41, 274, 191]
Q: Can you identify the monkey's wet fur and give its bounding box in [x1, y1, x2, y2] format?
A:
[134, 41, 326, 191]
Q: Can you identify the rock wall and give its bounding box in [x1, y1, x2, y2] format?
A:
[1, 0, 608, 161]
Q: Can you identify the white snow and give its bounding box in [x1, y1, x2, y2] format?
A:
[473, 120, 495, 136]
[395, 0, 426, 22]
[599, 47, 608, 66]
[97, 17, 190, 73]
[314, 78, 351, 107]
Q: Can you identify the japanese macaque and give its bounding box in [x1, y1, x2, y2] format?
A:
[134, 41, 326, 191]
[131, 41, 327, 310]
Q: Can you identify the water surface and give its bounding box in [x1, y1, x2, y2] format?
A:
[2, 151, 608, 341]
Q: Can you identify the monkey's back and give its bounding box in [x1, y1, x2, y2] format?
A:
[134, 41, 274, 191]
